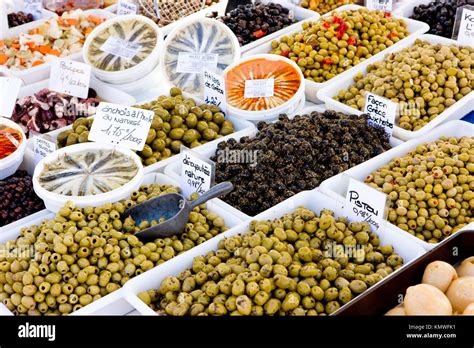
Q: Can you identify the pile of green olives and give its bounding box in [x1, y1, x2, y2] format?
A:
[365, 136, 474, 243]
[0, 184, 229, 316]
[138, 208, 403, 316]
[334, 40, 474, 131]
[56, 87, 235, 166]
[270, 9, 409, 83]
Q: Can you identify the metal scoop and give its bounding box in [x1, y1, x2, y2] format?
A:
[124, 182, 234, 241]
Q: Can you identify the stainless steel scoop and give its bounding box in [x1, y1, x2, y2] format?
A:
[124, 182, 233, 241]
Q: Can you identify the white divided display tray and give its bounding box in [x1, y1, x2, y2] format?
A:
[122, 189, 426, 315]
[319, 120, 474, 251]
[243, 4, 430, 103]
[0, 172, 246, 316]
[317, 34, 474, 141]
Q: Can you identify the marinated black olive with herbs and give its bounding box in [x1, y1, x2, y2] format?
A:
[209, 2, 295, 46]
[0, 170, 45, 227]
[211, 111, 392, 216]
[411, 0, 474, 38]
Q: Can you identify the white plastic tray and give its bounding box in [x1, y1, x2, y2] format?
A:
[240, 6, 320, 53]
[319, 120, 474, 251]
[2, 9, 114, 85]
[0, 172, 246, 316]
[242, 4, 430, 103]
[122, 189, 426, 316]
[2, 9, 58, 39]
[165, 105, 404, 219]
[105, 0, 228, 37]
[317, 34, 474, 141]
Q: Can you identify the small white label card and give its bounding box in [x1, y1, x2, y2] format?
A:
[244, 78, 274, 98]
[365, 0, 393, 12]
[100, 37, 142, 60]
[203, 69, 227, 113]
[153, 0, 161, 19]
[49, 59, 91, 99]
[33, 135, 57, 164]
[364, 92, 397, 138]
[0, 77, 22, 118]
[343, 177, 388, 233]
[180, 147, 215, 198]
[88, 102, 154, 151]
[24, 0, 43, 20]
[455, 7, 474, 47]
[117, 0, 137, 15]
[176, 53, 218, 74]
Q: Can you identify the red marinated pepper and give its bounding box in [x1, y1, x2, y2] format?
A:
[347, 36, 357, 45]
[323, 57, 334, 65]
[280, 50, 289, 57]
[252, 30, 266, 39]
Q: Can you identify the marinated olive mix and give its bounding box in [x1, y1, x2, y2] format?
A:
[0, 184, 230, 316]
[212, 111, 391, 216]
[270, 9, 409, 83]
[139, 208, 404, 316]
[410, 0, 474, 38]
[0, 171, 45, 227]
[334, 40, 474, 131]
[365, 136, 474, 243]
[210, 2, 295, 46]
[57, 88, 235, 166]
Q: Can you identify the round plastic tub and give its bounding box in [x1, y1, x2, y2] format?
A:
[83, 14, 163, 85]
[33, 143, 144, 212]
[224, 54, 305, 122]
[160, 17, 241, 97]
[0, 117, 27, 180]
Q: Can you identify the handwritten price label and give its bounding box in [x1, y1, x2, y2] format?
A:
[117, 0, 137, 15]
[365, 0, 393, 12]
[180, 148, 215, 198]
[203, 69, 226, 113]
[0, 77, 22, 118]
[88, 102, 153, 151]
[33, 136, 57, 164]
[364, 92, 397, 138]
[343, 177, 388, 232]
[49, 59, 91, 99]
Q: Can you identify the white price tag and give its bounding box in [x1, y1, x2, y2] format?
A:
[364, 93, 397, 138]
[343, 178, 388, 233]
[244, 78, 274, 98]
[117, 0, 138, 16]
[203, 69, 226, 113]
[24, 0, 43, 20]
[0, 77, 22, 118]
[455, 8, 474, 47]
[180, 148, 215, 198]
[100, 37, 142, 60]
[33, 136, 57, 164]
[88, 102, 154, 151]
[154, 0, 161, 19]
[49, 59, 91, 99]
[365, 0, 393, 12]
[176, 53, 218, 74]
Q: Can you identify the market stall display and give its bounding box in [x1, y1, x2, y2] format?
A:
[0, 0, 472, 320]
